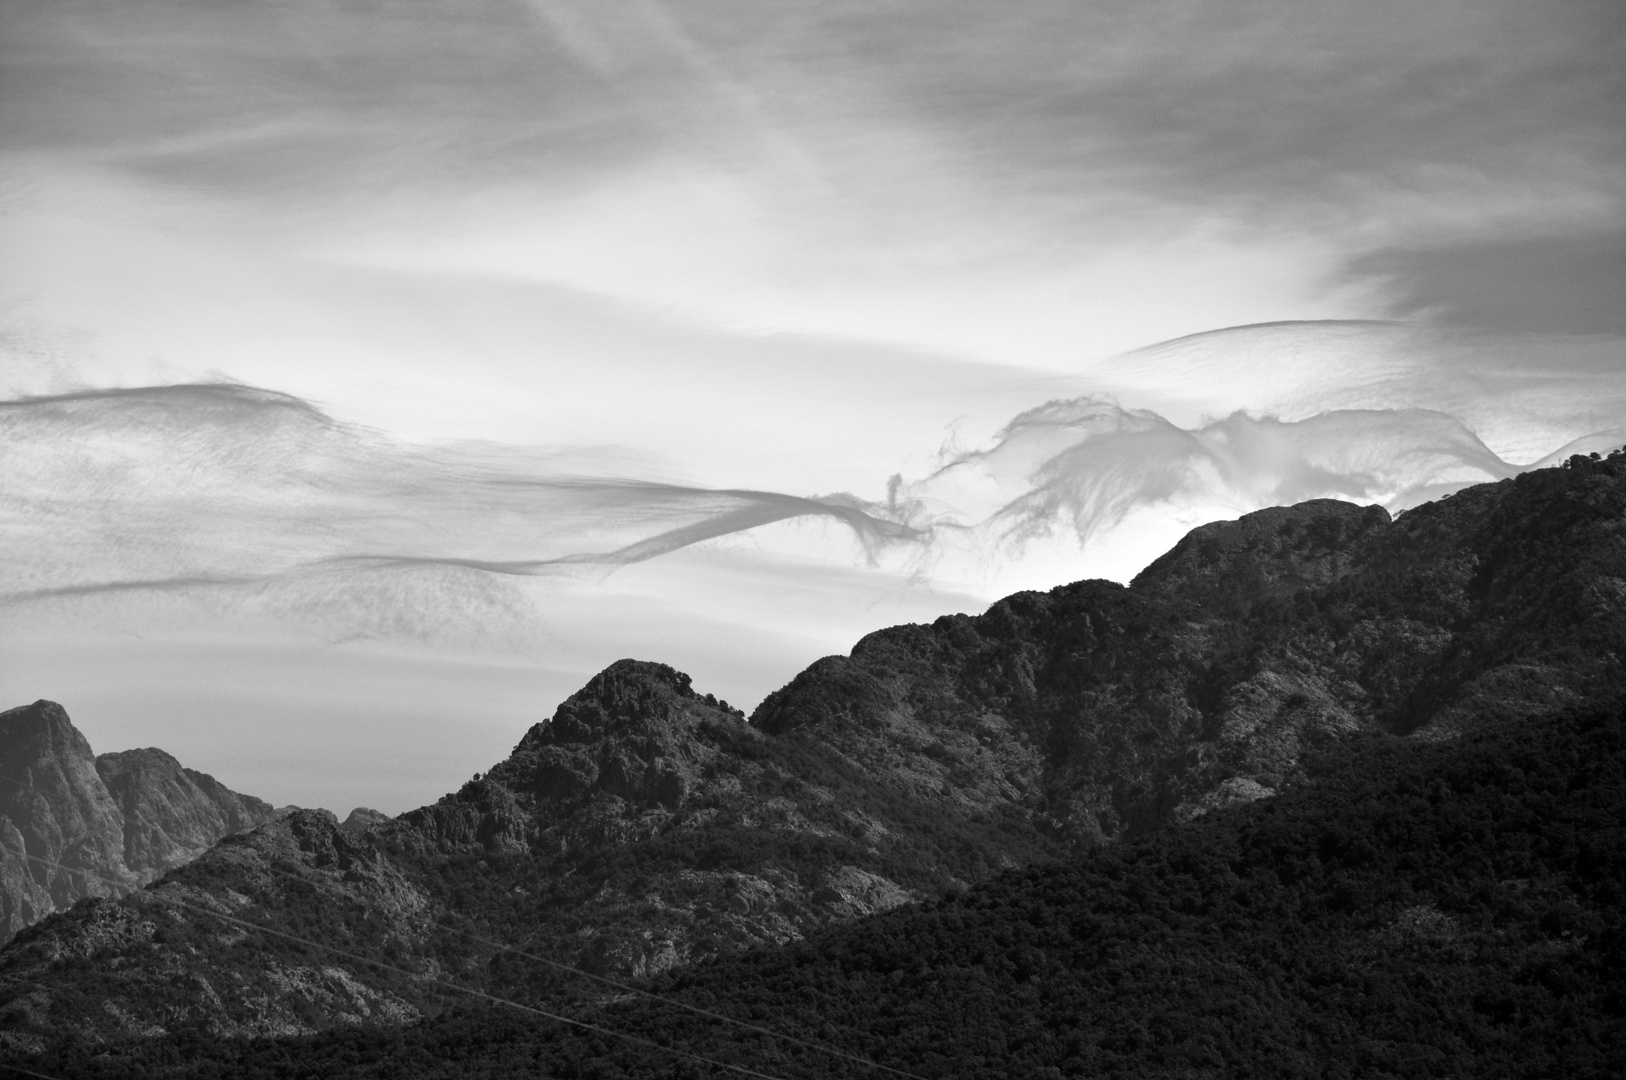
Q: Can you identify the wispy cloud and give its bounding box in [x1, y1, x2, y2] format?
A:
[0, 384, 916, 622]
[911, 398, 1516, 546]
[8, 367, 1622, 810]
[5, 1, 1622, 810]
[9, 363, 1619, 637]
[7, 1, 1619, 366]
[12, 1, 1617, 222]
[1090, 320, 1626, 463]
[888, 377, 1624, 594]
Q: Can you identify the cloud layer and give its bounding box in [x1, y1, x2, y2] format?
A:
[1, 384, 915, 615]
[9, 360, 1620, 641]
[914, 399, 1512, 547]
[6, 0, 1621, 366]
[6, 3, 1622, 811]
[6, 345, 1621, 809]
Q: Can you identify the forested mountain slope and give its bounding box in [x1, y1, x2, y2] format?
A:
[1, 452, 1622, 1055]
[48, 691, 1620, 1078]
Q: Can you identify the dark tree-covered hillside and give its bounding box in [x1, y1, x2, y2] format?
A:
[17, 698, 1625, 1078]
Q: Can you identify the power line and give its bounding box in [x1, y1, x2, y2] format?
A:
[0, 768, 923, 1077]
[12, 849, 792, 1080]
[449, 924, 927, 1080]
[0, 1064, 72, 1080]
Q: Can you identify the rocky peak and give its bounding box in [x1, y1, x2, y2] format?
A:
[1132, 499, 1391, 612]
[95, 747, 277, 875]
[339, 808, 391, 835]
[0, 701, 138, 942]
[494, 660, 749, 812]
[0, 702, 276, 943]
[516, 660, 703, 747]
[750, 653, 900, 738]
[0, 700, 96, 770]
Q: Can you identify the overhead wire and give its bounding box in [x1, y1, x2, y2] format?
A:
[0, 1063, 72, 1080]
[10, 848, 792, 1080]
[0, 766, 926, 1078]
[444, 922, 927, 1080]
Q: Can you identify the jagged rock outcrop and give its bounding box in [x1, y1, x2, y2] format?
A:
[0, 702, 277, 943]
[367, 657, 1043, 981]
[0, 702, 138, 943]
[339, 808, 391, 835]
[2, 454, 1622, 1046]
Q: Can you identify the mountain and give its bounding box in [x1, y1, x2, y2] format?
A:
[0, 451, 1623, 1058]
[339, 808, 391, 835]
[63, 692, 1619, 1078]
[0, 701, 280, 943]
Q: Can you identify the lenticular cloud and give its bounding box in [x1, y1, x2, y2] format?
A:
[905, 397, 1530, 551]
[1091, 320, 1626, 465]
[3, 378, 1618, 646]
[0, 384, 915, 611]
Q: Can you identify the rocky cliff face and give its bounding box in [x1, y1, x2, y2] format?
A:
[0, 702, 138, 943]
[0, 702, 278, 943]
[1, 455, 1622, 1046]
[95, 747, 278, 879]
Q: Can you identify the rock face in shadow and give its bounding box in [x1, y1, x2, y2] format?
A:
[1, 454, 1622, 1046]
[0, 702, 277, 943]
[0, 702, 137, 943]
[95, 748, 277, 879]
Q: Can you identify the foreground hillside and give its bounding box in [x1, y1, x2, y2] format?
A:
[0, 452, 1623, 1056]
[27, 695, 1624, 1077]
[0, 701, 280, 942]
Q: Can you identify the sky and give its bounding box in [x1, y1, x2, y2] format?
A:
[1, 0, 1623, 812]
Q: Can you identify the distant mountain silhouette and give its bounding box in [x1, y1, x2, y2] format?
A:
[0, 701, 280, 942]
[1, 451, 1622, 1062]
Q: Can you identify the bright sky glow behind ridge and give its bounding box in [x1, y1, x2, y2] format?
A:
[1, 0, 1623, 812]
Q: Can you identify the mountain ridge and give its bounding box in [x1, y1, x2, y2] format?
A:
[127, 694, 1620, 1078]
[1, 452, 1623, 1053]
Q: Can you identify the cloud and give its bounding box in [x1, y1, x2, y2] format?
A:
[0, 380, 980, 809]
[910, 398, 1511, 543]
[13, 3, 1622, 811]
[6, 0, 1620, 369]
[1349, 230, 1626, 336]
[9, 353, 1622, 639]
[1088, 320, 1626, 463]
[9, 369, 1623, 811]
[895, 390, 1624, 594]
[0, 383, 917, 633]
[842, 0, 1626, 243]
[12, 1, 1618, 220]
